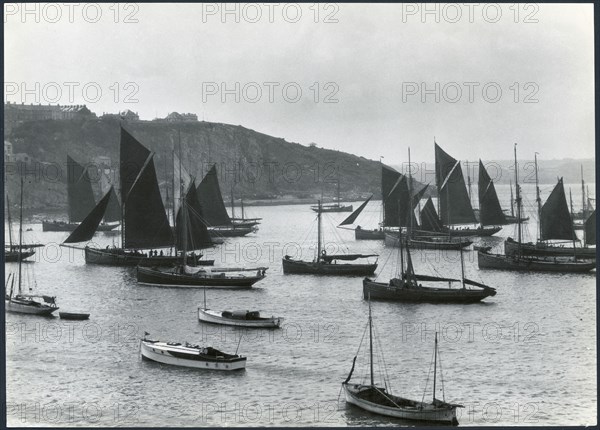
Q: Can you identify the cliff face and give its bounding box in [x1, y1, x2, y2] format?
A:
[6, 118, 386, 211]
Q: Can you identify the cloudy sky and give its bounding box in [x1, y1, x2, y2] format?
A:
[4, 3, 594, 164]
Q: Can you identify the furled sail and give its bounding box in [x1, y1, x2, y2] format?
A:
[478, 160, 506, 226]
[63, 187, 113, 243]
[104, 187, 121, 223]
[420, 197, 443, 232]
[175, 181, 213, 250]
[320, 253, 378, 263]
[67, 155, 96, 223]
[540, 178, 575, 241]
[196, 164, 232, 226]
[339, 195, 373, 226]
[435, 143, 476, 225]
[585, 209, 596, 246]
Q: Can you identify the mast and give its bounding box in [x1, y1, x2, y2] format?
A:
[6, 196, 13, 249]
[171, 149, 176, 228]
[316, 200, 322, 263]
[18, 177, 23, 295]
[514, 144, 522, 253]
[581, 165, 586, 218]
[432, 332, 438, 402]
[230, 185, 235, 219]
[534, 153, 542, 240]
[241, 195, 245, 219]
[510, 179, 514, 217]
[466, 161, 472, 204]
[379, 156, 384, 227]
[460, 243, 465, 289]
[182, 187, 188, 266]
[569, 188, 577, 257]
[337, 171, 341, 208]
[408, 148, 413, 237]
[368, 296, 374, 387]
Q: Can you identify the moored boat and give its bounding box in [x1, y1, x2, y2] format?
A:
[59, 312, 90, 320]
[137, 265, 267, 288]
[384, 232, 472, 250]
[477, 250, 595, 272]
[198, 309, 283, 328]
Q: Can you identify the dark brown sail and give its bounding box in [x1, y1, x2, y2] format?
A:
[120, 127, 151, 203]
[176, 181, 213, 250]
[382, 165, 402, 227]
[411, 183, 429, 208]
[339, 195, 372, 226]
[435, 143, 476, 225]
[420, 197, 443, 232]
[67, 155, 96, 223]
[64, 187, 113, 243]
[385, 175, 410, 227]
[540, 178, 575, 241]
[585, 210, 596, 245]
[478, 160, 506, 226]
[124, 156, 174, 249]
[196, 164, 232, 226]
[104, 187, 121, 223]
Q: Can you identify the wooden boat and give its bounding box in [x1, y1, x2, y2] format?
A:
[342, 301, 462, 424]
[198, 301, 283, 328]
[477, 250, 595, 272]
[4, 248, 35, 262]
[282, 201, 378, 276]
[311, 173, 352, 212]
[140, 336, 246, 370]
[137, 265, 266, 288]
[208, 225, 254, 237]
[5, 196, 39, 262]
[504, 236, 596, 258]
[84, 247, 208, 267]
[229, 188, 261, 229]
[42, 220, 117, 232]
[59, 312, 90, 320]
[384, 232, 472, 250]
[355, 227, 385, 240]
[5, 178, 59, 316]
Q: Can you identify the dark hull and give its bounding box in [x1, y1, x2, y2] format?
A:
[282, 257, 377, 276]
[208, 226, 254, 237]
[59, 312, 90, 320]
[84, 247, 211, 267]
[42, 221, 117, 232]
[311, 205, 353, 213]
[477, 251, 596, 273]
[137, 267, 264, 288]
[363, 279, 495, 303]
[4, 249, 35, 262]
[504, 215, 529, 224]
[414, 226, 501, 237]
[504, 237, 596, 258]
[355, 228, 385, 240]
[384, 233, 472, 250]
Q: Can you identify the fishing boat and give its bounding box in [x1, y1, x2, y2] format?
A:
[59, 312, 90, 320]
[5, 178, 59, 316]
[311, 172, 352, 212]
[338, 195, 385, 240]
[282, 201, 378, 276]
[140, 334, 246, 370]
[502, 180, 529, 223]
[478, 147, 595, 272]
[5, 196, 40, 262]
[342, 300, 462, 424]
[572, 165, 595, 220]
[198, 292, 282, 328]
[42, 155, 119, 232]
[229, 187, 261, 228]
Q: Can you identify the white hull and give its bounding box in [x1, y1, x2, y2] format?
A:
[5, 299, 58, 316]
[343, 384, 458, 424]
[198, 309, 283, 328]
[140, 341, 246, 371]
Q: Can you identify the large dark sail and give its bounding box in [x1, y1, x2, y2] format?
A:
[64, 187, 113, 243]
[411, 183, 429, 208]
[478, 160, 506, 226]
[339, 195, 372, 226]
[124, 156, 174, 249]
[120, 127, 151, 204]
[435, 143, 476, 225]
[385, 175, 410, 227]
[104, 187, 121, 223]
[196, 165, 232, 226]
[420, 197, 443, 232]
[585, 210, 596, 245]
[176, 181, 213, 250]
[540, 178, 575, 241]
[67, 155, 96, 223]
[382, 165, 402, 227]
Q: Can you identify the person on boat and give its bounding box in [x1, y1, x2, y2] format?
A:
[160, 250, 163, 257]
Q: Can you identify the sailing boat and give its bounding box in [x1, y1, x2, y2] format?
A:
[430, 143, 500, 237]
[137, 181, 267, 288]
[478, 146, 595, 272]
[229, 186, 261, 229]
[338, 195, 385, 240]
[503, 179, 529, 224]
[282, 200, 378, 276]
[5, 178, 59, 315]
[196, 165, 255, 237]
[5, 196, 40, 262]
[198, 290, 283, 328]
[79, 127, 204, 266]
[42, 155, 118, 232]
[573, 165, 594, 220]
[342, 301, 462, 424]
[311, 170, 353, 212]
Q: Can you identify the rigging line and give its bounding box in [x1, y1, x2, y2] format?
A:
[373, 245, 396, 281]
[421, 344, 436, 404]
[373, 322, 393, 393]
[439, 347, 446, 403]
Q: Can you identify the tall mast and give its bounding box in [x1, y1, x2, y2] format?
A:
[534, 153, 542, 240]
[182, 186, 188, 266]
[432, 332, 438, 402]
[241, 195, 245, 219]
[510, 179, 514, 217]
[6, 196, 13, 248]
[459, 242, 466, 289]
[171, 149, 176, 229]
[515, 147, 521, 246]
[18, 177, 23, 295]
[569, 188, 577, 257]
[379, 156, 384, 227]
[408, 148, 413, 237]
[581, 165, 586, 218]
[177, 130, 183, 255]
[466, 161, 472, 204]
[368, 296, 374, 387]
[230, 185, 235, 219]
[316, 200, 322, 263]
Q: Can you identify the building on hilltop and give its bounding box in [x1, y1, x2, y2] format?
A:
[152, 112, 199, 122]
[4, 102, 96, 133]
[100, 109, 140, 122]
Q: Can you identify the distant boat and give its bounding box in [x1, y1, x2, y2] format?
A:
[42, 155, 119, 232]
[140, 335, 246, 371]
[198, 292, 283, 328]
[338, 195, 385, 240]
[59, 312, 90, 320]
[229, 187, 262, 228]
[571, 165, 595, 220]
[5, 178, 59, 316]
[282, 200, 378, 276]
[5, 195, 39, 262]
[478, 147, 595, 273]
[503, 179, 529, 223]
[311, 173, 352, 212]
[342, 300, 462, 424]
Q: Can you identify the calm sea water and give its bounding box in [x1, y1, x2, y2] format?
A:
[5, 184, 597, 427]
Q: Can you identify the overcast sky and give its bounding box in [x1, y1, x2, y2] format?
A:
[4, 3, 594, 164]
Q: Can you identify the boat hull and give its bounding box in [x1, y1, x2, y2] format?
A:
[504, 237, 596, 258]
[282, 257, 377, 276]
[137, 267, 264, 288]
[311, 205, 353, 213]
[355, 228, 385, 240]
[363, 279, 495, 303]
[5, 299, 58, 315]
[343, 384, 458, 424]
[4, 249, 36, 262]
[59, 312, 90, 320]
[208, 226, 254, 237]
[198, 309, 283, 328]
[477, 250, 596, 272]
[384, 233, 472, 250]
[42, 221, 117, 232]
[84, 247, 211, 267]
[140, 341, 246, 370]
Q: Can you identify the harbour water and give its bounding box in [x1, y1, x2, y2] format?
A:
[5, 184, 596, 427]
